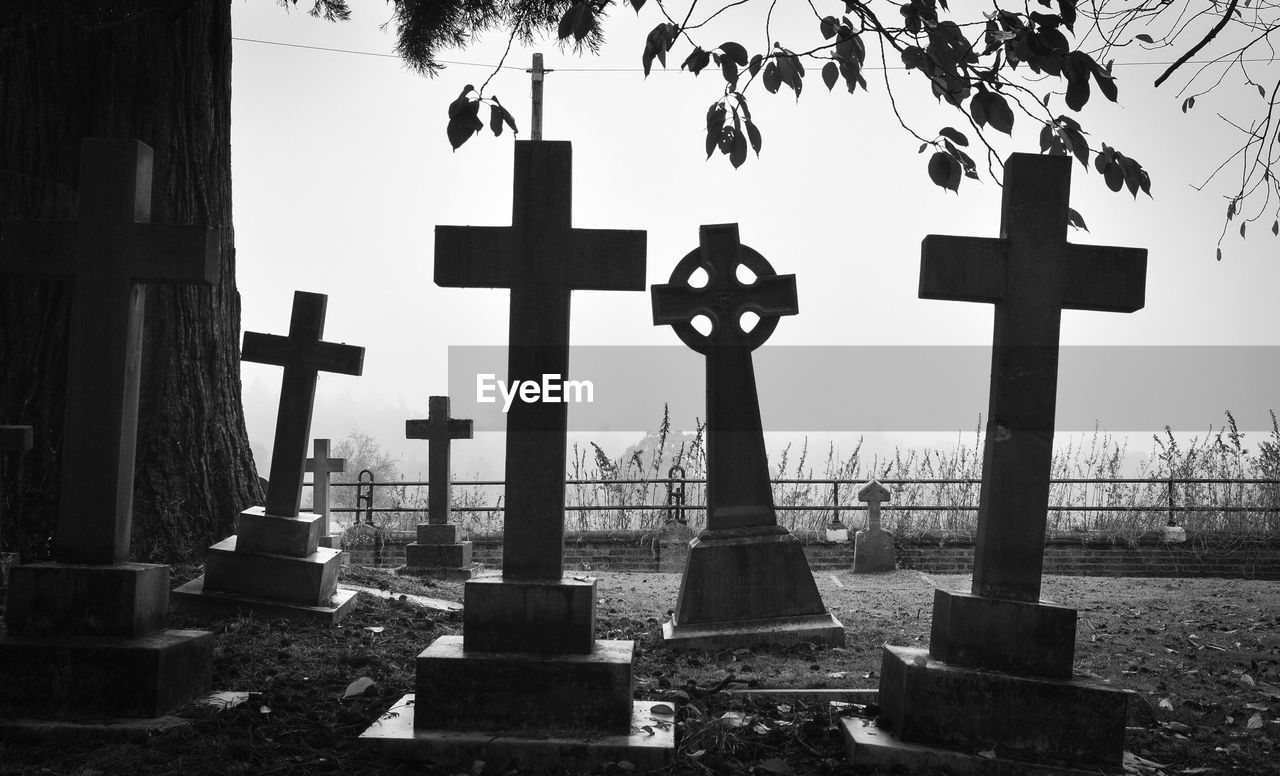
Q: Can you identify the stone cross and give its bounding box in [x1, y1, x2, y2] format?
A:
[0, 139, 217, 565]
[435, 140, 645, 581]
[920, 153, 1146, 602]
[858, 480, 890, 531]
[406, 396, 473, 526]
[0, 426, 33, 453]
[243, 291, 365, 518]
[305, 438, 345, 535]
[651, 223, 797, 531]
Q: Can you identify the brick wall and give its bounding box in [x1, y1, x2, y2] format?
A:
[342, 527, 1280, 580]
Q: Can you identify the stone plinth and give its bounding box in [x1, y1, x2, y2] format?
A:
[0, 629, 214, 718]
[415, 635, 633, 733]
[871, 646, 1129, 768]
[6, 562, 169, 638]
[396, 522, 480, 580]
[173, 528, 354, 624]
[929, 588, 1077, 678]
[235, 507, 322, 557]
[361, 695, 675, 773]
[463, 575, 595, 654]
[853, 527, 895, 573]
[665, 527, 844, 649]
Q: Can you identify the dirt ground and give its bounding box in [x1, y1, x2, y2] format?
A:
[1, 567, 1277, 775]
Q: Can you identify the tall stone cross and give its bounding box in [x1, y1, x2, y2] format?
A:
[920, 153, 1146, 602]
[406, 396, 473, 526]
[305, 438, 345, 534]
[243, 291, 365, 518]
[435, 140, 646, 580]
[0, 139, 217, 565]
[652, 223, 797, 531]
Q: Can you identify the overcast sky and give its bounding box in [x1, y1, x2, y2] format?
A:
[230, 2, 1279, 479]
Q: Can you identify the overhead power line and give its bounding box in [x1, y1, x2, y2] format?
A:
[231, 35, 1277, 72]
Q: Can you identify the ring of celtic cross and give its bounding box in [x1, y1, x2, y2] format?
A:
[664, 242, 784, 355]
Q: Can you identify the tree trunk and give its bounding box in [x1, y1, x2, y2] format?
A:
[0, 1, 260, 562]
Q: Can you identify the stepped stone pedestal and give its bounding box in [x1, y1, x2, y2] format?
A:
[0, 562, 213, 718]
[173, 507, 356, 624]
[396, 523, 481, 580]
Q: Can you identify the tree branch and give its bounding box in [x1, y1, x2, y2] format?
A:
[1153, 0, 1239, 87]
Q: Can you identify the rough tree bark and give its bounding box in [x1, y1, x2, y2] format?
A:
[0, 0, 260, 562]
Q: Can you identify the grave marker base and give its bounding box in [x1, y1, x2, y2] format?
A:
[6, 562, 170, 638]
[463, 575, 596, 654]
[171, 576, 358, 625]
[235, 507, 322, 557]
[852, 528, 896, 573]
[929, 588, 1077, 678]
[394, 563, 481, 581]
[200, 536, 341, 606]
[842, 716, 1123, 776]
[666, 528, 845, 649]
[415, 635, 633, 733]
[396, 523, 480, 579]
[874, 645, 1128, 769]
[360, 694, 675, 773]
[0, 629, 214, 718]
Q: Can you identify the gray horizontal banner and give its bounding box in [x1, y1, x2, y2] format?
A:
[444, 346, 1279, 433]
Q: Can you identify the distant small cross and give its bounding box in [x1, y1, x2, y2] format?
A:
[243, 291, 364, 518]
[406, 396, 473, 526]
[435, 141, 646, 580]
[652, 223, 797, 531]
[0, 139, 217, 564]
[305, 438, 346, 533]
[857, 480, 890, 531]
[0, 426, 33, 453]
[920, 153, 1146, 602]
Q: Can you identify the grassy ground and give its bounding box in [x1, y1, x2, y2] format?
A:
[2, 566, 1278, 775]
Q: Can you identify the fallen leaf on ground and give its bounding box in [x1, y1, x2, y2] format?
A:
[342, 676, 375, 700]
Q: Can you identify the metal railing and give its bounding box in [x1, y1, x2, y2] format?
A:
[326, 476, 1280, 527]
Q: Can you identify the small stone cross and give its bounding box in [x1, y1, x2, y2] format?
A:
[243, 291, 365, 518]
[0, 139, 217, 565]
[305, 438, 346, 535]
[435, 141, 645, 580]
[652, 223, 797, 531]
[857, 480, 890, 531]
[406, 396, 473, 526]
[920, 153, 1146, 602]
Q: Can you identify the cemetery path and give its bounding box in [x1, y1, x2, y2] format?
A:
[0, 568, 1276, 775]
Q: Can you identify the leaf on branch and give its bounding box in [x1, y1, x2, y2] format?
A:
[630, 0, 647, 11]
[774, 47, 805, 99]
[1182, 95, 1195, 113]
[1064, 51, 1093, 111]
[730, 129, 748, 168]
[1091, 59, 1118, 102]
[721, 57, 740, 87]
[682, 47, 711, 75]
[1259, 83, 1267, 98]
[1135, 34, 1154, 43]
[749, 54, 763, 77]
[1067, 207, 1088, 231]
[762, 61, 781, 93]
[1272, 219, 1278, 236]
[928, 151, 962, 192]
[489, 99, 518, 137]
[745, 119, 762, 155]
[719, 41, 749, 66]
[642, 23, 678, 77]
[972, 91, 1014, 134]
[446, 88, 484, 151]
[1058, 0, 1078, 30]
[839, 59, 868, 92]
[820, 15, 839, 40]
[939, 126, 969, 147]
[822, 61, 839, 92]
[901, 46, 924, 70]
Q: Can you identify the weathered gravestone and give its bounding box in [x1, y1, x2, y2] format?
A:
[307, 438, 345, 548]
[0, 426, 33, 588]
[0, 139, 216, 718]
[361, 140, 673, 770]
[844, 154, 1146, 772]
[651, 223, 844, 650]
[852, 480, 895, 573]
[173, 290, 364, 624]
[398, 395, 480, 579]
